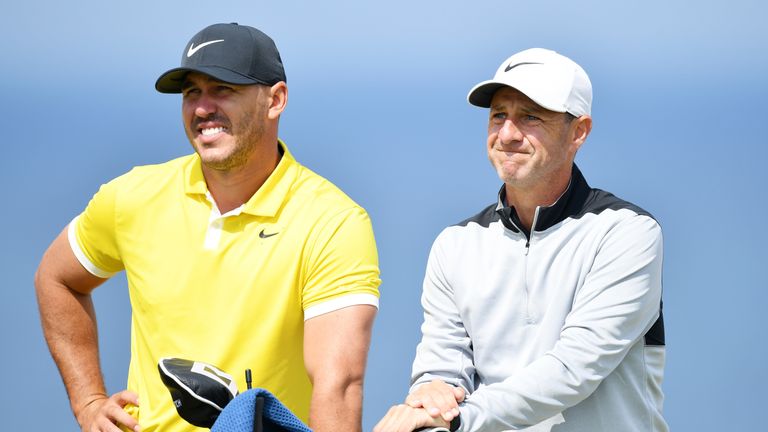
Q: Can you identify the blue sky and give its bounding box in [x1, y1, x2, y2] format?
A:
[3, 1, 767, 430]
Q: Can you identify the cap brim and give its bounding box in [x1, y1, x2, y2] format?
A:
[467, 79, 568, 113]
[467, 81, 508, 108]
[155, 66, 271, 93]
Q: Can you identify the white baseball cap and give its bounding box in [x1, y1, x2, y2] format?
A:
[467, 48, 592, 116]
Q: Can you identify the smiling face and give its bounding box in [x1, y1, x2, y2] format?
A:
[487, 86, 582, 190]
[181, 72, 270, 171]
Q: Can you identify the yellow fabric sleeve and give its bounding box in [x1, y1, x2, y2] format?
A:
[301, 206, 381, 310]
[74, 174, 126, 275]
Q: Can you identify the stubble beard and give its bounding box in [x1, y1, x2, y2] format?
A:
[196, 106, 265, 172]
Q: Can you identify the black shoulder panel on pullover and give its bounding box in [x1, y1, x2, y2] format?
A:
[486, 166, 658, 235]
[454, 203, 500, 229]
[578, 189, 656, 221]
[534, 165, 658, 232]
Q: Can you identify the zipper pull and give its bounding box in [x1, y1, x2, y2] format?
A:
[525, 207, 541, 256]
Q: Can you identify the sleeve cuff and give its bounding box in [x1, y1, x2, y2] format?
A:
[67, 216, 117, 279]
[304, 293, 379, 321]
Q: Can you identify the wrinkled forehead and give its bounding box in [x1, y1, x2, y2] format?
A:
[490, 86, 548, 111]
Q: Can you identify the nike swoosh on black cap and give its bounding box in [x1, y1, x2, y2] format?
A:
[155, 23, 286, 94]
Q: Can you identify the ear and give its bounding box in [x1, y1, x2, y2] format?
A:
[267, 82, 288, 120]
[569, 115, 592, 152]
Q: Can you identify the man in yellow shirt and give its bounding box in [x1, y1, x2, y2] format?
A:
[35, 23, 380, 432]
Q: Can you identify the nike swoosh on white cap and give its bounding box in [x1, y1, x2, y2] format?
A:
[187, 40, 225, 57]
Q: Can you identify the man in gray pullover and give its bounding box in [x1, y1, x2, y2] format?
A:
[374, 48, 667, 432]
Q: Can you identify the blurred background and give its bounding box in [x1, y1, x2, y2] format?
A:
[2, 1, 766, 430]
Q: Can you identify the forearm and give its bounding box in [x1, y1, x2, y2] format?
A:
[309, 379, 364, 432]
[35, 267, 106, 422]
[457, 353, 591, 430]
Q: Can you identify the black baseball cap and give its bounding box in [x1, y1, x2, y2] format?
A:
[155, 23, 286, 93]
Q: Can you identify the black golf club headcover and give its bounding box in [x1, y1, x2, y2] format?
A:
[158, 357, 239, 428]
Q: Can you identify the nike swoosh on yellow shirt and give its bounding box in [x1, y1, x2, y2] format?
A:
[259, 229, 279, 239]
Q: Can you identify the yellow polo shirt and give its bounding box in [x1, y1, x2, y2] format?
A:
[68, 141, 380, 432]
